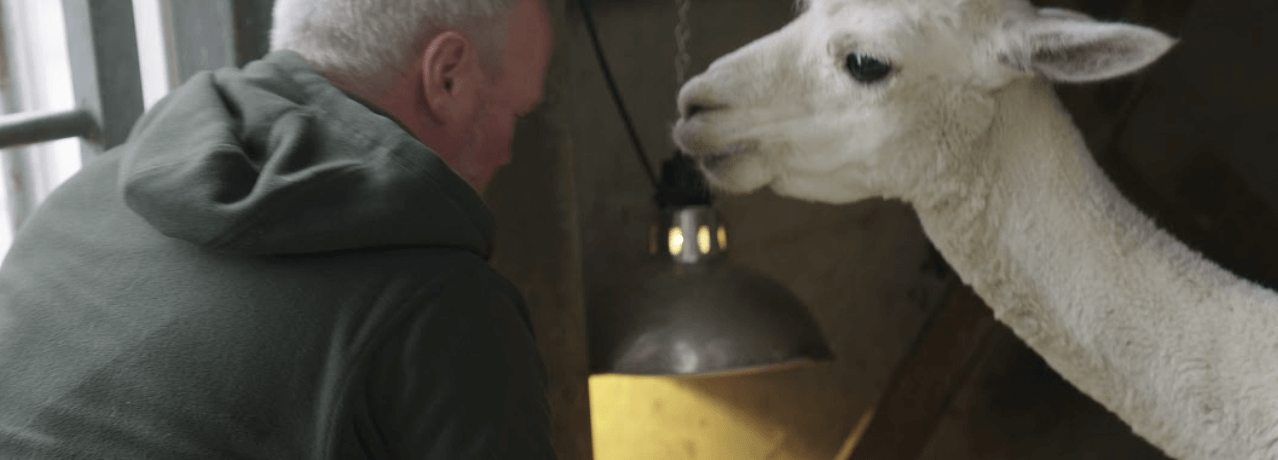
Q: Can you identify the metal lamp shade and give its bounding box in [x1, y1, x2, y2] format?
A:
[589, 206, 835, 377]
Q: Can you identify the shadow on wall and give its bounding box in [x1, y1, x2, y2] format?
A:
[918, 333, 1173, 460]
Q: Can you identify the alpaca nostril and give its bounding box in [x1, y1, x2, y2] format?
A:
[681, 102, 724, 119]
[686, 104, 709, 118]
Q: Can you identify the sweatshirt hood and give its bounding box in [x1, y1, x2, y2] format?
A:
[116, 50, 494, 257]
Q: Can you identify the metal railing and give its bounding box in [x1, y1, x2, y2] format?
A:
[0, 109, 95, 149]
[0, 0, 274, 153]
[0, 0, 142, 155]
[0, 0, 143, 234]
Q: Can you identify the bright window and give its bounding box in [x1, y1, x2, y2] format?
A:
[0, 0, 169, 260]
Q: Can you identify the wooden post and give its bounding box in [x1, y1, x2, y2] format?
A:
[844, 279, 1000, 460]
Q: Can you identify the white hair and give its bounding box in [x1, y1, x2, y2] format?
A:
[270, 0, 517, 95]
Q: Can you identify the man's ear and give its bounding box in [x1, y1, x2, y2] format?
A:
[421, 31, 483, 125]
[1000, 8, 1176, 83]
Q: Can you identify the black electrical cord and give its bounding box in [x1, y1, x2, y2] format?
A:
[576, 0, 661, 190]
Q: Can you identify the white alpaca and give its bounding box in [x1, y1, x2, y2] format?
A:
[672, 0, 1278, 459]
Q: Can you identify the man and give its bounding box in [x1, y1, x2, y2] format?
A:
[0, 0, 557, 458]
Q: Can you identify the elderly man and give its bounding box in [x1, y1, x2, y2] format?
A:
[0, 0, 557, 458]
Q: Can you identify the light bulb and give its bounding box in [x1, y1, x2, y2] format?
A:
[668, 227, 684, 256]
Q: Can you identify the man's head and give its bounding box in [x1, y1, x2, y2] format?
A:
[271, 0, 553, 191]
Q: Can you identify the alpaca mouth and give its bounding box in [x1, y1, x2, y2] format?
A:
[695, 156, 728, 185]
[693, 151, 747, 188]
[697, 152, 735, 170]
[693, 140, 755, 160]
[688, 141, 755, 178]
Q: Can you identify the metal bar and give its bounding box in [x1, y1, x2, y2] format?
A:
[61, 0, 145, 163]
[0, 109, 95, 149]
[161, 0, 235, 87]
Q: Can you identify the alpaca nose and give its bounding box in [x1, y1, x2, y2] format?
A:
[677, 76, 729, 119]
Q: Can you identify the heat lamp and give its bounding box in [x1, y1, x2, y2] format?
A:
[587, 152, 835, 377]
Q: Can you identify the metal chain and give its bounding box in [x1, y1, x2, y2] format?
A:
[674, 0, 692, 87]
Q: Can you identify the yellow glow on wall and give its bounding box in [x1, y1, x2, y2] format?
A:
[668, 227, 684, 256]
[590, 375, 795, 460]
[717, 225, 727, 251]
[649, 224, 659, 255]
[697, 225, 711, 254]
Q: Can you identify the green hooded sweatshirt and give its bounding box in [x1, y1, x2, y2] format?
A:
[0, 51, 556, 460]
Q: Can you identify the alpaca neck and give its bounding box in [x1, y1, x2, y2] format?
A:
[913, 78, 1278, 460]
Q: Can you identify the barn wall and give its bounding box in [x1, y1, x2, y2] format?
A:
[548, 0, 950, 459]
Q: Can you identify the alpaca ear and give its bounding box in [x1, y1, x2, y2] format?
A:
[1000, 9, 1176, 83]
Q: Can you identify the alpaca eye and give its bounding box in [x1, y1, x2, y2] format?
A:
[845, 53, 893, 84]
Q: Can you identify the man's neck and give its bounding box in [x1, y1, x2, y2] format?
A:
[332, 85, 421, 141]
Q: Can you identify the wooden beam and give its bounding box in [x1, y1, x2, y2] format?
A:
[843, 278, 1000, 460]
[160, 0, 236, 86]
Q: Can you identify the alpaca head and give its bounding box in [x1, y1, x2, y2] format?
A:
[672, 0, 1174, 204]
